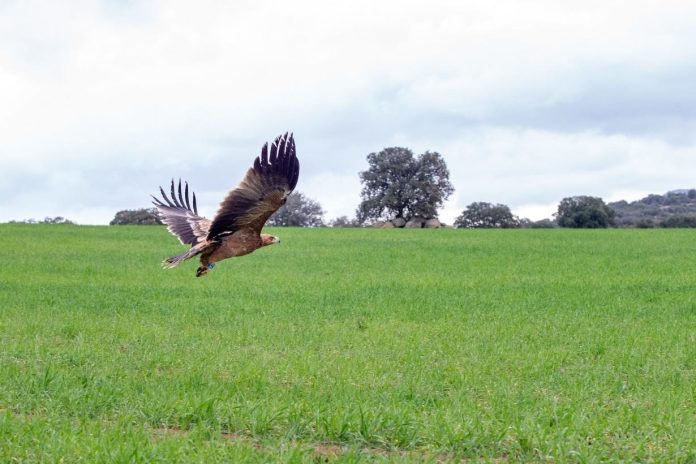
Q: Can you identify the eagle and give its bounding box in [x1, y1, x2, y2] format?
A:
[151, 132, 299, 277]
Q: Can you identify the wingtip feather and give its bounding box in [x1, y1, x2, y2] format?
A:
[184, 182, 191, 210]
[177, 179, 185, 207]
[170, 179, 182, 207]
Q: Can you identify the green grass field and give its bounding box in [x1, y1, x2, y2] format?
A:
[0, 225, 694, 463]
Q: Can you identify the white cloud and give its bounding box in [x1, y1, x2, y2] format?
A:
[1, 0, 696, 224]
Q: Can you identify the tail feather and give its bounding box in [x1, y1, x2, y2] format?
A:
[161, 241, 212, 269]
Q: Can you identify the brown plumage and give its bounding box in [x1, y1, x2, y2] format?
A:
[152, 132, 299, 277]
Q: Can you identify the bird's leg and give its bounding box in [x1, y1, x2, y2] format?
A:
[196, 258, 216, 277]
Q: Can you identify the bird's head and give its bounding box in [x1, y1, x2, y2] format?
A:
[260, 233, 281, 247]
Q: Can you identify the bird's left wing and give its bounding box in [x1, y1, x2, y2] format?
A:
[207, 133, 299, 239]
[152, 179, 211, 245]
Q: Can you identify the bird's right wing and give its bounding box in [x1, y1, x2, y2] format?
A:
[152, 179, 211, 246]
[207, 133, 299, 239]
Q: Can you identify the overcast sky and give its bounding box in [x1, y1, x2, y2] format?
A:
[2, 0, 695, 224]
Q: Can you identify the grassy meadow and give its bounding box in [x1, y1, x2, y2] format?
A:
[0, 224, 694, 462]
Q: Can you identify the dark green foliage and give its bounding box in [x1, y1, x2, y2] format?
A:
[110, 208, 162, 225]
[635, 218, 658, 228]
[660, 214, 696, 228]
[454, 202, 520, 228]
[357, 147, 454, 223]
[556, 196, 614, 228]
[329, 216, 361, 228]
[519, 218, 557, 228]
[609, 190, 696, 227]
[267, 192, 324, 227]
[7, 216, 74, 225]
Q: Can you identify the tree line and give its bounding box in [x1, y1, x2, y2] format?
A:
[9, 146, 694, 228]
[98, 187, 696, 229]
[7, 216, 75, 225]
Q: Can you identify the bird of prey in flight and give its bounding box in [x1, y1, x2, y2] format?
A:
[152, 132, 299, 277]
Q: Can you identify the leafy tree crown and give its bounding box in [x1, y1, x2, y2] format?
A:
[267, 192, 325, 227]
[110, 208, 162, 225]
[356, 147, 454, 223]
[454, 202, 520, 228]
[555, 196, 615, 228]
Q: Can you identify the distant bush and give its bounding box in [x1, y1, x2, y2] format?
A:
[267, 192, 325, 227]
[659, 214, 696, 228]
[635, 218, 657, 228]
[330, 216, 361, 228]
[556, 196, 614, 228]
[110, 208, 162, 225]
[521, 218, 557, 228]
[454, 202, 520, 228]
[8, 216, 74, 225]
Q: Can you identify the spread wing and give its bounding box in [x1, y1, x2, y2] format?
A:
[152, 179, 211, 245]
[207, 132, 299, 239]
